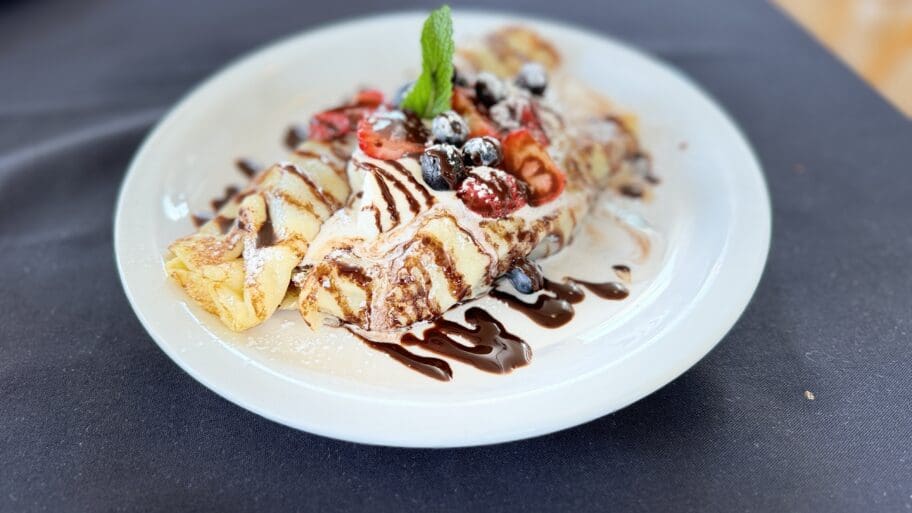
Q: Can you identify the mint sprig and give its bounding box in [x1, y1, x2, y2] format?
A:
[400, 5, 454, 119]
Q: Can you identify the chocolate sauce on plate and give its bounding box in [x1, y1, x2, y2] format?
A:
[235, 158, 260, 178]
[349, 330, 453, 382]
[401, 307, 531, 374]
[489, 261, 629, 329]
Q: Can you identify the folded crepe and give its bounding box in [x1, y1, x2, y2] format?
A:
[295, 28, 651, 333]
[165, 140, 350, 331]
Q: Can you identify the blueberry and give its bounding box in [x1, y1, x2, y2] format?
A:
[505, 262, 544, 294]
[474, 72, 506, 107]
[431, 111, 469, 145]
[515, 63, 548, 95]
[420, 144, 466, 190]
[392, 81, 415, 107]
[462, 136, 502, 167]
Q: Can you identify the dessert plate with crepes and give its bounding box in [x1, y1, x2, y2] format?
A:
[115, 9, 770, 447]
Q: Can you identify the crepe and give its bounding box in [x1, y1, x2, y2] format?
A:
[295, 28, 650, 333]
[165, 140, 350, 331]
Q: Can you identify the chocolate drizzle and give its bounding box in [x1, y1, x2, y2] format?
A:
[489, 286, 575, 328]
[490, 262, 629, 328]
[235, 158, 260, 178]
[354, 161, 409, 226]
[619, 183, 644, 198]
[211, 185, 241, 211]
[349, 330, 453, 382]
[279, 163, 335, 208]
[255, 208, 276, 248]
[387, 160, 435, 206]
[401, 307, 531, 373]
[214, 215, 235, 233]
[284, 124, 307, 150]
[190, 214, 210, 228]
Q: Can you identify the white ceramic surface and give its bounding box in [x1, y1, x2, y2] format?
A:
[114, 11, 770, 447]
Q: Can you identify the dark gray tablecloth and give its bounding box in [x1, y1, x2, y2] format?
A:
[2, 0, 911, 511]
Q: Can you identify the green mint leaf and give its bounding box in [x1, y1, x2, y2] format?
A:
[401, 5, 454, 118]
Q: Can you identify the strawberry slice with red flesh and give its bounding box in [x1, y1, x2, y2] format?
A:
[307, 89, 386, 142]
[501, 129, 566, 206]
[354, 88, 385, 108]
[357, 110, 429, 160]
[308, 109, 356, 141]
[452, 87, 499, 139]
[519, 104, 550, 146]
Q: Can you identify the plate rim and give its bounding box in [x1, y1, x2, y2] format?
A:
[114, 9, 771, 447]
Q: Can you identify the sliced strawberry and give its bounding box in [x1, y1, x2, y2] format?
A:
[501, 129, 566, 206]
[519, 104, 550, 146]
[357, 110, 429, 160]
[306, 90, 385, 142]
[457, 168, 528, 218]
[308, 110, 355, 141]
[354, 88, 385, 108]
[452, 88, 499, 139]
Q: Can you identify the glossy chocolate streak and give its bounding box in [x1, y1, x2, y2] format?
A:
[294, 149, 321, 160]
[489, 288, 574, 328]
[373, 166, 420, 215]
[284, 125, 307, 150]
[364, 205, 382, 232]
[402, 307, 531, 373]
[192, 212, 236, 232]
[612, 264, 631, 282]
[355, 162, 400, 225]
[336, 262, 371, 288]
[279, 163, 333, 208]
[491, 276, 628, 328]
[235, 158, 260, 178]
[295, 148, 347, 180]
[256, 208, 275, 248]
[620, 183, 644, 198]
[387, 160, 435, 206]
[214, 215, 235, 234]
[190, 214, 210, 228]
[349, 330, 453, 382]
[211, 185, 241, 211]
[418, 234, 467, 299]
[571, 279, 629, 300]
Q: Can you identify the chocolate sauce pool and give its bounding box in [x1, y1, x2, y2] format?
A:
[401, 307, 531, 374]
[358, 265, 631, 380]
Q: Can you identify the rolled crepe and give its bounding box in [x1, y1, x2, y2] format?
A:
[166, 140, 351, 331]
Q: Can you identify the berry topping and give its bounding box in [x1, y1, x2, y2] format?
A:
[307, 90, 386, 142]
[451, 88, 499, 138]
[420, 144, 466, 190]
[354, 88, 385, 108]
[431, 110, 469, 145]
[488, 99, 549, 146]
[457, 167, 528, 218]
[462, 136, 502, 167]
[518, 104, 550, 146]
[504, 260, 544, 294]
[357, 110, 429, 160]
[474, 72, 506, 107]
[501, 128, 566, 206]
[308, 110, 356, 142]
[515, 63, 548, 95]
[488, 99, 523, 131]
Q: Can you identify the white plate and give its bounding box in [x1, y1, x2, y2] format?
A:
[115, 11, 770, 447]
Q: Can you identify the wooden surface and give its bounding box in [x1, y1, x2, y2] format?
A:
[776, 0, 912, 117]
